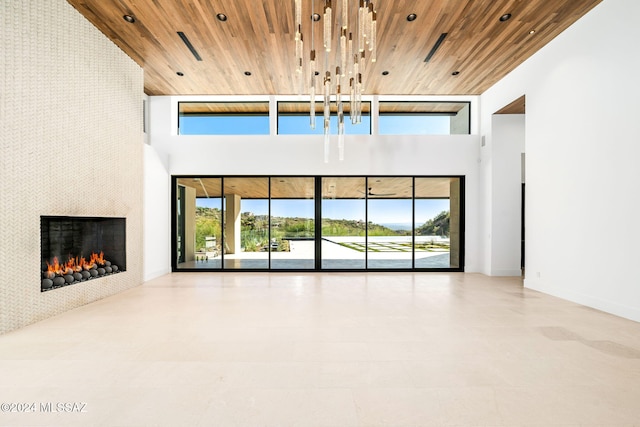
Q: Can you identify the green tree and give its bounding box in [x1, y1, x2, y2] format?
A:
[195, 207, 222, 251]
[415, 210, 450, 237]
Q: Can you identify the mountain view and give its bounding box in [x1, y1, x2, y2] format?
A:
[194, 206, 450, 253]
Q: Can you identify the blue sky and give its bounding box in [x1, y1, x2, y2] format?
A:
[179, 116, 270, 135]
[279, 115, 371, 135]
[197, 197, 449, 224]
[179, 113, 450, 135]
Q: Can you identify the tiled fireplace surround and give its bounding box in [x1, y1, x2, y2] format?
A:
[0, 0, 144, 334]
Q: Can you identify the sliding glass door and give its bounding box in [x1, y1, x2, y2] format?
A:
[223, 177, 269, 269]
[321, 177, 367, 269]
[366, 177, 413, 269]
[175, 178, 222, 269]
[414, 177, 458, 268]
[271, 177, 315, 269]
[173, 176, 463, 272]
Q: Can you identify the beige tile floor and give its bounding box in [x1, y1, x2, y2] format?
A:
[1, 272, 640, 426]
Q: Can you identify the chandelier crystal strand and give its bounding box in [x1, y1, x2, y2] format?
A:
[296, 31, 303, 73]
[310, 50, 316, 129]
[367, 2, 376, 45]
[341, 0, 348, 30]
[356, 73, 362, 123]
[370, 11, 377, 62]
[310, 0, 316, 128]
[337, 67, 345, 161]
[294, 0, 303, 95]
[322, 0, 332, 162]
[364, 4, 371, 49]
[296, 33, 304, 95]
[340, 29, 347, 77]
[352, 54, 359, 123]
[324, 71, 331, 129]
[323, 71, 331, 163]
[295, 0, 302, 64]
[323, 1, 332, 52]
[335, 2, 344, 161]
[323, 51, 331, 162]
[359, 50, 366, 92]
[358, 1, 365, 52]
[347, 32, 354, 73]
[295, 0, 302, 28]
[350, 77, 356, 124]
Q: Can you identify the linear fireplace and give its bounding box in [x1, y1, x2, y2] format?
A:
[40, 216, 126, 292]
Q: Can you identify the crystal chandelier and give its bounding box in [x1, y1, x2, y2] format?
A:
[295, 0, 377, 162]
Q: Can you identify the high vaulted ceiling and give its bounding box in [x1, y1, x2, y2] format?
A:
[67, 0, 601, 97]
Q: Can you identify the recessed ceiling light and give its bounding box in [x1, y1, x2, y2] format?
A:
[407, 13, 417, 22]
[312, 13, 321, 22]
[382, 71, 389, 76]
[244, 71, 252, 76]
[314, 71, 320, 76]
[123, 15, 135, 23]
[529, 29, 536, 35]
[499, 13, 512, 22]
[451, 71, 460, 76]
[176, 71, 184, 76]
[216, 13, 227, 22]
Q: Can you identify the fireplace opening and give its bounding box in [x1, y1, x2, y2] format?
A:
[40, 216, 126, 292]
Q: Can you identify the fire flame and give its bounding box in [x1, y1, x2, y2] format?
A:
[46, 251, 105, 276]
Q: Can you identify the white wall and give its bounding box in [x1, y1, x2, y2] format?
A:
[481, 0, 640, 321]
[148, 96, 482, 273]
[1, 0, 144, 334]
[143, 145, 171, 280]
[490, 115, 525, 276]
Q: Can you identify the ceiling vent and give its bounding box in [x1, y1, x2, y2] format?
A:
[177, 32, 202, 61]
[424, 33, 448, 63]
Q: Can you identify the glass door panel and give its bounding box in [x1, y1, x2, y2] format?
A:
[175, 178, 223, 269]
[270, 177, 315, 269]
[194, 178, 222, 269]
[414, 177, 459, 269]
[449, 178, 462, 269]
[321, 177, 367, 269]
[366, 177, 413, 269]
[176, 185, 185, 265]
[223, 177, 269, 269]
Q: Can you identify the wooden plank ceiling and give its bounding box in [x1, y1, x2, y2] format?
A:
[495, 95, 526, 114]
[180, 101, 465, 115]
[177, 177, 452, 199]
[67, 0, 601, 97]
